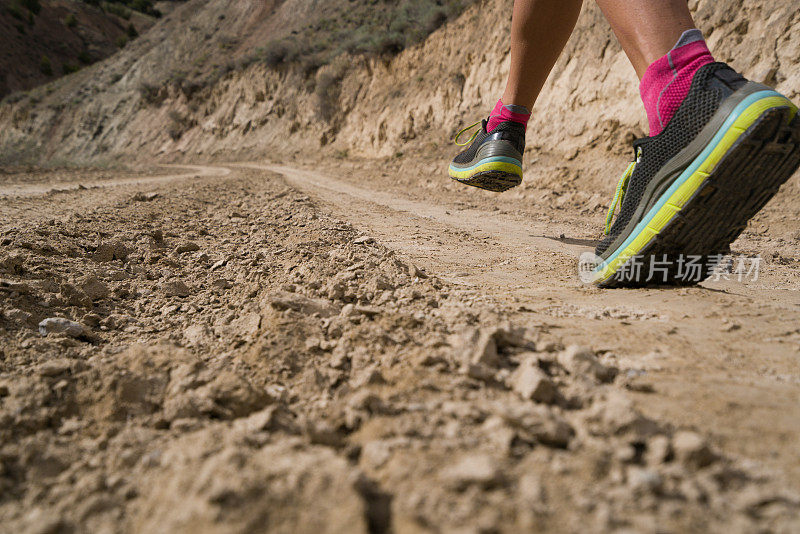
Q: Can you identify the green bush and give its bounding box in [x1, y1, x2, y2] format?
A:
[63, 64, 80, 75]
[64, 13, 77, 27]
[127, 22, 138, 38]
[104, 2, 131, 19]
[116, 35, 128, 48]
[78, 50, 92, 64]
[39, 55, 53, 76]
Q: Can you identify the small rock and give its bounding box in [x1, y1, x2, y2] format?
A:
[306, 420, 346, 448]
[340, 303, 357, 317]
[645, 434, 672, 465]
[510, 358, 557, 404]
[183, 324, 212, 345]
[627, 467, 662, 493]
[361, 440, 394, 469]
[558, 345, 618, 383]
[38, 317, 86, 338]
[366, 276, 394, 292]
[238, 405, 296, 434]
[353, 236, 374, 245]
[501, 404, 574, 448]
[440, 454, 501, 489]
[672, 430, 716, 469]
[211, 278, 232, 290]
[133, 192, 159, 202]
[37, 358, 73, 376]
[93, 241, 129, 262]
[266, 291, 339, 318]
[351, 367, 386, 387]
[82, 313, 101, 327]
[162, 280, 191, 297]
[588, 391, 660, 437]
[465, 363, 495, 382]
[354, 304, 381, 317]
[175, 242, 200, 254]
[457, 327, 499, 368]
[80, 275, 109, 301]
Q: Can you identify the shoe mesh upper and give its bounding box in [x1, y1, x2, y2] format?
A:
[596, 63, 736, 256]
[451, 120, 525, 165]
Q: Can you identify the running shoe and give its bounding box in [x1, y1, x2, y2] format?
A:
[590, 62, 800, 288]
[448, 119, 525, 192]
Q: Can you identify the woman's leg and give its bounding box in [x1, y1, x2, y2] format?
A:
[449, 0, 583, 192]
[501, 0, 584, 110]
[594, 0, 696, 80]
[596, 0, 712, 136]
[590, 0, 800, 287]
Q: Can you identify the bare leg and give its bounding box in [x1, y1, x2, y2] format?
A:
[501, 0, 584, 111]
[595, 0, 697, 79]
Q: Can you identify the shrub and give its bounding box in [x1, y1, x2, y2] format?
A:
[127, 23, 138, 38]
[78, 50, 92, 64]
[39, 55, 53, 76]
[21, 0, 41, 15]
[138, 82, 163, 105]
[7, 4, 23, 20]
[63, 64, 80, 75]
[116, 35, 128, 48]
[167, 110, 193, 140]
[104, 2, 131, 20]
[258, 40, 298, 68]
[315, 68, 345, 122]
[64, 13, 77, 27]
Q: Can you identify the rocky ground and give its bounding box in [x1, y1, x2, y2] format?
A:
[2, 164, 799, 533]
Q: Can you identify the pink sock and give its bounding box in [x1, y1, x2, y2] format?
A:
[640, 29, 715, 136]
[486, 99, 531, 132]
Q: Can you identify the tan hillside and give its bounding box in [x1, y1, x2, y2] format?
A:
[0, 0, 164, 99]
[0, 0, 798, 178]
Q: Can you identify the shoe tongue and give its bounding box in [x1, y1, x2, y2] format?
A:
[631, 137, 650, 156]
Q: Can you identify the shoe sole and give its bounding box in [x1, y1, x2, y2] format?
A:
[448, 157, 522, 193]
[592, 91, 800, 287]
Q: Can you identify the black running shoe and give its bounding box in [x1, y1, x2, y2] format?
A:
[448, 119, 525, 192]
[588, 62, 800, 288]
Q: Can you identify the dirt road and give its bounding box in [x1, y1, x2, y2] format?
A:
[1, 162, 799, 533]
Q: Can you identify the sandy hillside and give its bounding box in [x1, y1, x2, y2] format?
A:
[0, 0, 162, 99]
[1, 0, 800, 532]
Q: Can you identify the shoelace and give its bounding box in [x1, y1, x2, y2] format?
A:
[604, 147, 642, 235]
[453, 120, 483, 146]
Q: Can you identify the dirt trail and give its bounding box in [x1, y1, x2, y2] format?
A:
[2, 161, 800, 533]
[0, 164, 230, 197]
[242, 162, 800, 482]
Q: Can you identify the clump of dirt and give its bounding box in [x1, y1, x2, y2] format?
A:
[1, 167, 798, 532]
